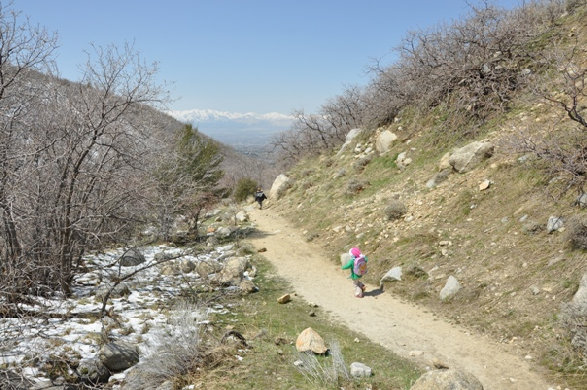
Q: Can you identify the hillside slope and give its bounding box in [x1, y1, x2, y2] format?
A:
[262, 14, 586, 386]
[247, 206, 554, 389]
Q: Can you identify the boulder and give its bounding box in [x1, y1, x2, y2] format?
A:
[216, 226, 232, 238]
[375, 130, 398, 154]
[99, 341, 139, 372]
[270, 174, 291, 200]
[218, 257, 249, 285]
[336, 128, 362, 156]
[572, 272, 587, 307]
[546, 216, 564, 233]
[95, 282, 131, 300]
[196, 259, 223, 278]
[239, 280, 259, 294]
[396, 151, 412, 169]
[77, 357, 110, 384]
[380, 266, 403, 284]
[438, 152, 451, 171]
[449, 141, 494, 173]
[180, 259, 196, 273]
[440, 276, 461, 301]
[119, 248, 145, 267]
[160, 264, 179, 276]
[410, 369, 484, 390]
[235, 211, 249, 223]
[350, 362, 373, 378]
[295, 327, 328, 354]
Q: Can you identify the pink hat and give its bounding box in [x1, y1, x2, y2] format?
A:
[349, 247, 361, 257]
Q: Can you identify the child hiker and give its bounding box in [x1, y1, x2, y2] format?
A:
[342, 247, 368, 298]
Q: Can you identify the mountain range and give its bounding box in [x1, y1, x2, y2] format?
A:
[168, 108, 294, 148]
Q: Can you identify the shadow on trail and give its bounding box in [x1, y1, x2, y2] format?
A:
[363, 288, 384, 297]
[247, 226, 278, 240]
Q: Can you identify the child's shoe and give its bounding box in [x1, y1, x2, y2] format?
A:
[354, 286, 364, 298]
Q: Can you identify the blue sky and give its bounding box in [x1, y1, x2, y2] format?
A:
[15, 0, 522, 116]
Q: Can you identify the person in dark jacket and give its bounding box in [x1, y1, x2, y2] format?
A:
[254, 188, 267, 209]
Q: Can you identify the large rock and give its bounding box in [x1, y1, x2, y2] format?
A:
[410, 369, 484, 390]
[77, 357, 110, 384]
[375, 130, 398, 154]
[235, 211, 249, 223]
[572, 272, 587, 307]
[119, 248, 146, 267]
[546, 216, 564, 233]
[270, 174, 291, 200]
[218, 257, 249, 285]
[196, 259, 223, 278]
[350, 362, 372, 378]
[99, 341, 139, 372]
[336, 128, 362, 156]
[216, 226, 232, 238]
[95, 281, 131, 300]
[380, 266, 403, 284]
[449, 141, 494, 173]
[440, 276, 461, 301]
[295, 327, 328, 354]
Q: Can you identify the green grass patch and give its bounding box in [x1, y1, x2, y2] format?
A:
[196, 256, 422, 389]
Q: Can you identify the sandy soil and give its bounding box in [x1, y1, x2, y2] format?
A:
[247, 206, 557, 390]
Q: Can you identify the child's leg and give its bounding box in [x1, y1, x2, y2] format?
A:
[353, 280, 364, 297]
[355, 279, 366, 291]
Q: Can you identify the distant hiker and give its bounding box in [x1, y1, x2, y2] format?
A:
[342, 247, 368, 298]
[254, 188, 267, 209]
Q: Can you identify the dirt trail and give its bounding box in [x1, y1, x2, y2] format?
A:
[247, 206, 556, 390]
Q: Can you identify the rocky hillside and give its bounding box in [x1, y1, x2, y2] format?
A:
[264, 16, 586, 390]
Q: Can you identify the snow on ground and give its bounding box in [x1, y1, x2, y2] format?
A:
[0, 243, 242, 385]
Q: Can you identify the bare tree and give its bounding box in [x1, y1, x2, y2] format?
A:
[0, 38, 165, 309]
[531, 37, 586, 128]
[0, 3, 58, 307]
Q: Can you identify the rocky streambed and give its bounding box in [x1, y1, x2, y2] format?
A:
[0, 240, 258, 389]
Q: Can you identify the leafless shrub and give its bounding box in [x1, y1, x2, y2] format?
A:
[352, 155, 373, 171]
[385, 200, 408, 221]
[122, 301, 207, 389]
[529, 37, 586, 128]
[345, 178, 367, 195]
[295, 340, 348, 386]
[507, 125, 585, 197]
[0, 2, 167, 311]
[566, 0, 584, 13]
[566, 215, 587, 250]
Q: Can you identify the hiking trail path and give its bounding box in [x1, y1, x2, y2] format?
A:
[247, 206, 557, 390]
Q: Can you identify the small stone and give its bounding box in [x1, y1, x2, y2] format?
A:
[432, 358, 449, 369]
[277, 294, 291, 304]
[479, 179, 491, 191]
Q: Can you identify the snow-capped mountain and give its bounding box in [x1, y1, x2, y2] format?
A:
[167, 108, 294, 147]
